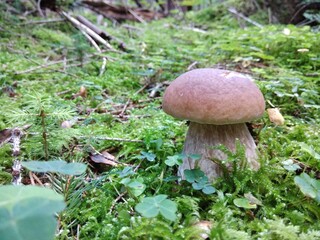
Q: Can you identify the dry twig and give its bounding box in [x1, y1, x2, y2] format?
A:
[61, 11, 115, 51]
[228, 7, 263, 28]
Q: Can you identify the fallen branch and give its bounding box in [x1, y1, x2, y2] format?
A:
[78, 28, 107, 76]
[60, 11, 115, 51]
[228, 7, 263, 29]
[76, 15, 126, 51]
[80, 136, 143, 143]
[21, 18, 65, 25]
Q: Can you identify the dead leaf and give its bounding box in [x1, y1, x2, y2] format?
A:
[0, 129, 12, 146]
[244, 192, 263, 206]
[72, 86, 87, 99]
[267, 108, 285, 126]
[193, 221, 212, 239]
[90, 152, 118, 166]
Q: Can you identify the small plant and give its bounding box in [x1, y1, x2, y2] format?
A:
[120, 177, 146, 197]
[184, 169, 216, 194]
[135, 195, 177, 221]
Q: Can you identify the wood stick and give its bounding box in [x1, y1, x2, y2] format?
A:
[80, 136, 143, 143]
[79, 28, 107, 76]
[61, 11, 115, 50]
[76, 15, 126, 51]
[228, 7, 263, 29]
[21, 18, 65, 25]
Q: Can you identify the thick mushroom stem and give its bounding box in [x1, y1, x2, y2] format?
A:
[178, 122, 260, 181]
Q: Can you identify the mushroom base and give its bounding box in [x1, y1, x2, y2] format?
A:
[178, 122, 260, 181]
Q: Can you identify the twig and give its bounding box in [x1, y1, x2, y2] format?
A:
[128, 9, 146, 24]
[76, 15, 126, 51]
[11, 128, 24, 185]
[108, 191, 127, 214]
[15, 59, 67, 75]
[118, 99, 131, 118]
[76, 224, 80, 240]
[32, 172, 44, 186]
[187, 61, 198, 71]
[80, 136, 143, 143]
[228, 7, 263, 28]
[61, 11, 115, 51]
[36, 0, 45, 18]
[149, 83, 163, 98]
[29, 171, 35, 185]
[78, 28, 107, 76]
[21, 18, 65, 25]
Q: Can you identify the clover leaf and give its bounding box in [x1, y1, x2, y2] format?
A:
[135, 195, 177, 221]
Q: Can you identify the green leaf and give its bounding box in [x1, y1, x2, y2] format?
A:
[294, 173, 320, 202]
[135, 195, 177, 221]
[184, 169, 215, 194]
[202, 185, 216, 195]
[0, 185, 65, 240]
[282, 159, 301, 172]
[138, 151, 156, 162]
[165, 155, 183, 166]
[21, 160, 87, 176]
[299, 143, 320, 160]
[184, 169, 207, 183]
[121, 178, 146, 197]
[117, 166, 135, 178]
[234, 198, 257, 209]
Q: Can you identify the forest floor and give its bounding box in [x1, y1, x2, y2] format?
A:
[0, 3, 320, 240]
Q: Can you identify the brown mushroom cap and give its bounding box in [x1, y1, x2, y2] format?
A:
[162, 68, 265, 125]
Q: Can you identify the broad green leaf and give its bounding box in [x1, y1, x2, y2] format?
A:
[138, 151, 156, 162]
[120, 177, 146, 197]
[192, 182, 204, 190]
[282, 159, 301, 172]
[184, 169, 206, 183]
[184, 169, 215, 194]
[299, 143, 320, 160]
[234, 198, 257, 209]
[0, 185, 65, 240]
[294, 173, 320, 202]
[158, 199, 177, 221]
[135, 195, 177, 221]
[202, 185, 216, 195]
[165, 155, 183, 166]
[21, 160, 87, 176]
[117, 166, 135, 178]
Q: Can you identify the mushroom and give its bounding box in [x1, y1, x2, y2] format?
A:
[162, 68, 265, 180]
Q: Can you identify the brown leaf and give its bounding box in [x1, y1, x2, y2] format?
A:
[0, 129, 12, 145]
[72, 86, 87, 99]
[90, 153, 118, 166]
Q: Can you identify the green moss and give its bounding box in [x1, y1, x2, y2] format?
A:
[0, 171, 12, 184]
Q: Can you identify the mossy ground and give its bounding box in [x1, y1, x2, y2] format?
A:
[0, 3, 320, 239]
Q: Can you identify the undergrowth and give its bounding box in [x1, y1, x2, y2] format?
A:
[0, 2, 320, 240]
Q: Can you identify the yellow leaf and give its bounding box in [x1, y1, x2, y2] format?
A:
[267, 108, 285, 125]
